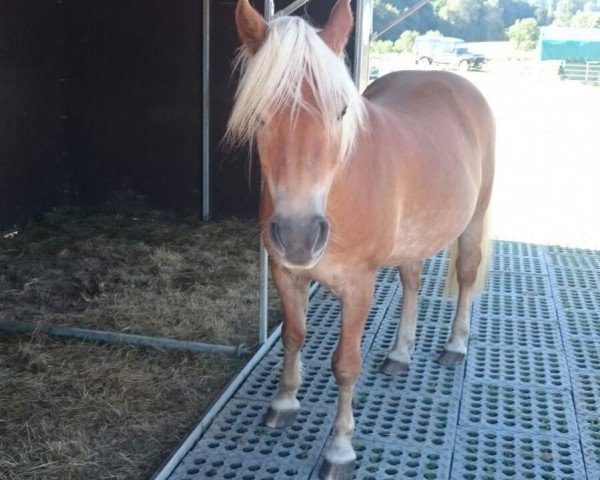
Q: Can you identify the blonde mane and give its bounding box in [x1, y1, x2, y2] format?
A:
[226, 15, 365, 161]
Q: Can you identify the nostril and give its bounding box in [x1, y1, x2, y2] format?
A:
[312, 219, 329, 254]
[268, 220, 286, 253]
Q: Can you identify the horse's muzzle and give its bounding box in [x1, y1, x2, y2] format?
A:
[267, 214, 329, 267]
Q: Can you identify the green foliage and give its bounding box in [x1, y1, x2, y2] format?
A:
[434, 0, 482, 25]
[373, 0, 440, 40]
[371, 30, 420, 54]
[481, 0, 506, 40]
[553, 0, 576, 26]
[551, 0, 593, 26]
[424, 29, 443, 37]
[394, 30, 420, 53]
[506, 17, 540, 50]
[373, 0, 401, 34]
[373, 0, 550, 42]
[370, 39, 395, 54]
[569, 11, 600, 28]
[549, 0, 600, 27]
[501, 0, 538, 27]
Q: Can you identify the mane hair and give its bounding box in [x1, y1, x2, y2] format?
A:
[226, 15, 366, 161]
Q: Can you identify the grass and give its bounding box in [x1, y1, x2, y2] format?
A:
[0, 201, 281, 480]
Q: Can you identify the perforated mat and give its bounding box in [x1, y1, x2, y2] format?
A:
[164, 241, 600, 480]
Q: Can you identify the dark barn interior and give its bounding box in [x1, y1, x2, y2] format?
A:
[0, 0, 360, 230]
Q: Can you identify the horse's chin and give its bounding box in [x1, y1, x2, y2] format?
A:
[279, 257, 320, 271]
[278, 248, 326, 271]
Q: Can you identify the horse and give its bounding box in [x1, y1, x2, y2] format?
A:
[227, 1, 495, 478]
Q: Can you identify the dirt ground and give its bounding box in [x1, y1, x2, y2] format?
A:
[0, 202, 280, 480]
[1, 65, 599, 480]
[466, 68, 600, 249]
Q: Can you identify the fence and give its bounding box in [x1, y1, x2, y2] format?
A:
[561, 61, 600, 84]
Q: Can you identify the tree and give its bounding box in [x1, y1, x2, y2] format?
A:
[431, 0, 527, 40]
[553, 0, 587, 26]
[373, 0, 401, 36]
[501, 0, 538, 28]
[373, 0, 442, 40]
[372, 0, 553, 43]
[393, 30, 420, 53]
[432, 0, 481, 25]
[370, 39, 395, 54]
[506, 17, 540, 50]
[481, 0, 507, 40]
[570, 10, 600, 27]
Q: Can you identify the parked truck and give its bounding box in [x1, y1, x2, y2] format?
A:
[413, 36, 485, 71]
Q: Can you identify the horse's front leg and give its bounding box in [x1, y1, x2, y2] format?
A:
[264, 263, 310, 428]
[320, 274, 375, 480]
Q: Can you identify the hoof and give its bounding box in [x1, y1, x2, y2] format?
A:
[380, 357, 410, 375]
[264, 406, 299, 429]
[438, 349, 466, 366]
[319, 459, 355, 480]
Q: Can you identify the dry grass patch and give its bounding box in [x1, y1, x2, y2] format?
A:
[0, 335, 243, 480]
[0, 206, 278, 343]
[0, 205, 281, 479]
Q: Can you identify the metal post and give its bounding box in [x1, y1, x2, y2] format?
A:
[202, 0, 211, 220]
[259, 243, 269, 344]
[585, 61, 590, 83]
[257, 0, 275, 345]
[264, 0, 275, 20]
[353, 0, 373, 92]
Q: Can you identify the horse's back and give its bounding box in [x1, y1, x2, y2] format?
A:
[364, 70, 491, 122]
[363, 69, 495, 189]
[354, 70, 495, 263]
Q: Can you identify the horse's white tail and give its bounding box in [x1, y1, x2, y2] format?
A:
[443, 210, 492, 298]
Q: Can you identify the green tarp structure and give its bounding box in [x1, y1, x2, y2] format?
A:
[539, 27, 600, 61]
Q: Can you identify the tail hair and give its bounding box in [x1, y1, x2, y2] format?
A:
[443, 210, 492, 298]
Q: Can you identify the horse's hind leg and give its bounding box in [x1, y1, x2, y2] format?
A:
[438, 218, 486, 365]
[264, 265, 310, 428]
[380, 261, 422, 374]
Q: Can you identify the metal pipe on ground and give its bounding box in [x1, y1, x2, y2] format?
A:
[0, 320, 247, 357]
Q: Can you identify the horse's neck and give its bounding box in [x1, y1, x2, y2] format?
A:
[329, 103, 411, 217]
[347, 99, 412, 189]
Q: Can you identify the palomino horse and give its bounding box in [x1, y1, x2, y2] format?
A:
[227, 1, 495, 478]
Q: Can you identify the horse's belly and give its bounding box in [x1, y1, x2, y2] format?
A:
[386, 207, 474, 265]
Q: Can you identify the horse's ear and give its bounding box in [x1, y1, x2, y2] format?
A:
[236, 0, 268, 55]
[319, 0, 353, 55]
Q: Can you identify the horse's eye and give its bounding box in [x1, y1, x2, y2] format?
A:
[337, 106, 348, 121]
